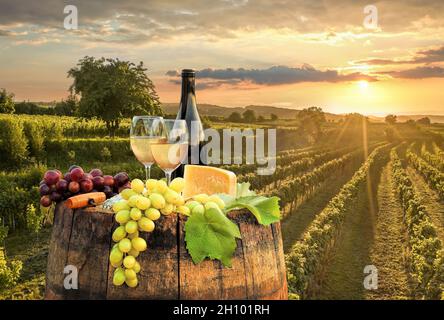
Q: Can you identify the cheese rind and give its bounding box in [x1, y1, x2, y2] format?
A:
[183, 165, 237, 199]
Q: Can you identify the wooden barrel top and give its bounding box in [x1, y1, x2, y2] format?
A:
[45, 202, 288, 300]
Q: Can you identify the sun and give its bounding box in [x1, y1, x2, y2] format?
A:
[357, 80, 369, 90]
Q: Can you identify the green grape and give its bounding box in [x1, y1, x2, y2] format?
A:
[128, 248, 140, 258]
[115, 210, 131, 224]
[138, 217, 155, 232]
[113, 268, 126, 286]
[193, 194, 209, 204]
[136, 196, 151, 210]
[156, 180, 168, 193]
[133, 261, 141, 274]
[164, 189, 181, 205]
[192, 204, 205, 215]
[123, 255, 136, 269]
[125, 220, 139, 234]
[121, 189, 137, 201]
[111, 259, 123, 268]
[112, 226, 127, 242]
[125, 276, 138, 288]
[169, 178, 185, 193]
[131, 237, 147, 252]
[131, 179, 145, 194]
[128, 195, 141, 208]
[185, 200, 200, 211]
[130, 208, 142, 221]
[177, 205, 191, 216]
[204, 201, 220, 211]
[113, 200, 130, 213]
[124, 268, 137, 280]
[146, 208, 161, 221]
[145, 179, 157, 191]
[128, 229, 139, 240]
[149, 193, 166, 209]
[160, 203, 175, 216]
[208, 195, 225, 209]
[110, 247, 123, 264]
[118, 238, 132, 253]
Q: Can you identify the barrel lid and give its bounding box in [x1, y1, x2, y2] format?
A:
[181, 69, 195, 77]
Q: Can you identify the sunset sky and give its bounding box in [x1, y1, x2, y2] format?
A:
[1, 0, 444, 115]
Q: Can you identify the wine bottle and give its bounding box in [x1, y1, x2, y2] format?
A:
[173, 69, 206, 178]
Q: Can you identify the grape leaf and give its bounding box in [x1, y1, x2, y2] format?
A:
[224, 195, 281, 226]
[218, 183, 281, 226]
[184, 207, 241, 267]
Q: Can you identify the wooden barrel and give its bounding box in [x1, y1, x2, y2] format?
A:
[45, 202, 288, 300]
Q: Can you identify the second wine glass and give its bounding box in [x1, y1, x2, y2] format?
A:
[151, 119, 189, 185]
[130, 116, 164, 180]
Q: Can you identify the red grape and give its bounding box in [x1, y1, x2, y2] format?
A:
[40, 196, 52, 207]
[64, 172, 72, 183]
[70, 167, 84, 182]
[55, 169, 63, 179]
[69, 165, 80, 172]
[118, 182, 131, 194]
[50, 192, 62, 202]
[114, 172, 129, 187]
[103, 186, 113, 198]
[103, 175, 114, 187]
[80, 179, 94, 193]
[39, 184, 51, 196]
[83, 173, 93, 180]
[68, 181, 80, 193]
[56, 179, 69, 192]
[92, 176, 105, 190]
[90, 169, 103, 177]
[44, 170, 60, 185]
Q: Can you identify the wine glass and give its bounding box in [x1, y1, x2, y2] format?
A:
[130, 116, 163, 180]
[151, 119, 189, 185]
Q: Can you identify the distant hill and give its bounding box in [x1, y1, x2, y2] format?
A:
[162, 103, 444, 123]
[162, 103, 345, 122]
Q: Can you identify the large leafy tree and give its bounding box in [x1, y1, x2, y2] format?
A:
[0, 88, 15, 114]
[68, 57, 162, 136]
[297, 106, 326, 141]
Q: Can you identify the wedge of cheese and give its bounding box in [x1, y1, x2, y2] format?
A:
[183, 165, 237, 199]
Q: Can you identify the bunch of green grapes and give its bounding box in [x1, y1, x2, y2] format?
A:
[109, 177, 186, 288]
[183, 193, 226, 215]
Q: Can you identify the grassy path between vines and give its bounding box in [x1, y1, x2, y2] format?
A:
[365, 162, 410, 300]
[281, 165, 360, 253]
[314, 156, 410, 299]
[407, 166, 444, 243]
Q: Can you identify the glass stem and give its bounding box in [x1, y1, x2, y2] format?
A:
[165, 171, 172, 185]
[144, 164, 152, 181]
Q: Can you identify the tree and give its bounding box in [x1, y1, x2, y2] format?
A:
[68, 56, 162, 136]
[385, 114, 397, 125]
[0, 88, 15, 114]
[297, 107, 326, 141]
[54, 95, 78, 116]
[416, 117, 431, 125]
[257, 115, 265, 122]
[243, 109, 256, 122]
[227, 112, 242, 122]
[270, 113, 278, 121]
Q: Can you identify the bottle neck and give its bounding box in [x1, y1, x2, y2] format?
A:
[180, 76, 195, 102]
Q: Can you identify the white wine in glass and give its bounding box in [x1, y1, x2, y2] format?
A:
[130, 116, 163, 180]
[151, 120, 189, 184]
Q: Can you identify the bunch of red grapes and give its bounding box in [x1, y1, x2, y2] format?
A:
[39, 165, 130, 207]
